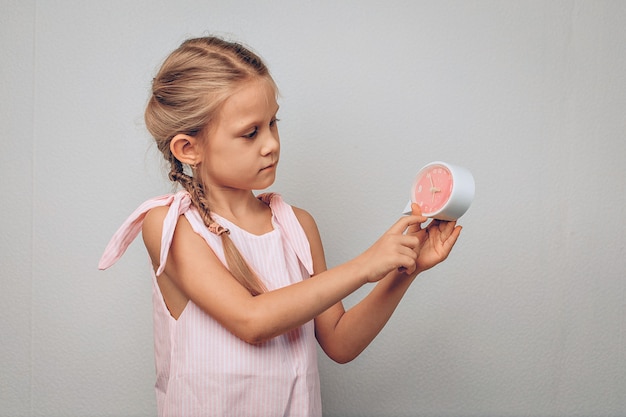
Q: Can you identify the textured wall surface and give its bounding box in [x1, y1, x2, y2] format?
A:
[1, 1, 625, 416]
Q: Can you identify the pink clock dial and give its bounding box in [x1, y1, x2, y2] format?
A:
[412, 164, 453, 215]
[405, 161, 475, 221]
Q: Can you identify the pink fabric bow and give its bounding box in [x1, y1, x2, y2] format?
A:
[98, 191, 191, 276]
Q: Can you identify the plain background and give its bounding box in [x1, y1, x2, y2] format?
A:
[2, 1, 625, 416]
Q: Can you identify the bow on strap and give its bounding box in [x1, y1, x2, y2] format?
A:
[98, 191, 191, 276]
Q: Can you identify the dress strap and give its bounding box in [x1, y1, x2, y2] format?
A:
[100, 191, 314, 277]
[98, 191, 192, 276]
[258, 193, 314, 276]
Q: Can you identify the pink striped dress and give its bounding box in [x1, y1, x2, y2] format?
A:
[99, 191, 322, 417]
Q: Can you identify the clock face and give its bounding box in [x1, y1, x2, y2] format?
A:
[411, 164, 454, 215]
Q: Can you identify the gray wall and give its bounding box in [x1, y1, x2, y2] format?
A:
[2, 1, 625, 416]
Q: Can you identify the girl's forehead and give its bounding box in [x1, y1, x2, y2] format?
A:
[219, 78, 279, 120]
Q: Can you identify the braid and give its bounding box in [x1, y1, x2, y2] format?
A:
[168, 158, 213, 227]
[168, 156, 267, 296]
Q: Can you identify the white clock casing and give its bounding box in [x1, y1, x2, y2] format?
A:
[402, 161, 475, 221]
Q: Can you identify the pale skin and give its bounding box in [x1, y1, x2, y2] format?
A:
[142, 78, 462, 364]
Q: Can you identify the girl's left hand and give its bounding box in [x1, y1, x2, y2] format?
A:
[406, 203, 462, 274]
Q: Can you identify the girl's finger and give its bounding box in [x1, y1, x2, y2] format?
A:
[388, 214, 423, 235]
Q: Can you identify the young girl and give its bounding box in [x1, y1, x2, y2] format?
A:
[99, 36, 462, 417]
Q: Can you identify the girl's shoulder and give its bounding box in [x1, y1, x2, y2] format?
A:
[291, 206, 318, 233]
[144, 204, 170, 221]
[290, 205, 323, 265]
[142, 205, 170, 241]
[142, 205, 179, 270]
[259, 193, 319, 235]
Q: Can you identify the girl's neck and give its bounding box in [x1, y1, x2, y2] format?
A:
[208, 188, 256, 216]
[208, 189, 273, 235]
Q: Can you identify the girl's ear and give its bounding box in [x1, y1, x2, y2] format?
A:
[170, 134, 202, 166]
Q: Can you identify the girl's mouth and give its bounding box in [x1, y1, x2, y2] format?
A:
[261, 162, 277, 171]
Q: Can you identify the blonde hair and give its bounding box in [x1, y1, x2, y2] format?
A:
[145, 36, 274, 296]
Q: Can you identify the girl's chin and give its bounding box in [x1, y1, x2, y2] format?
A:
[255, 174, 277, 190]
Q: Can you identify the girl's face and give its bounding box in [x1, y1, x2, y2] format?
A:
[200, 78, 280, 192]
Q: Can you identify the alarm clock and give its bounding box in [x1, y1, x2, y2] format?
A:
[402, 161, 475, 221]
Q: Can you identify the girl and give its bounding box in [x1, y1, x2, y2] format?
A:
[99, 36, 462, 417]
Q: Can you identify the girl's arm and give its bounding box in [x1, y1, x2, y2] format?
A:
[296, 205, 462, 364]
[142, 206, 422, 345]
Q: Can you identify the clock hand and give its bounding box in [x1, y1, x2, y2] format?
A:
[429, 173, 440, 202]
[431, 188, 441, 202]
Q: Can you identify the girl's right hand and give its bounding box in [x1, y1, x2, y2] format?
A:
[356, 215, 423, 282]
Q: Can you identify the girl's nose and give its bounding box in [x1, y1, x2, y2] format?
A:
[261, 131, 280, 155]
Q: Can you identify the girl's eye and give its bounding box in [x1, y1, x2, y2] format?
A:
[242, 118, 279, 139]
[243, 127, 258, 139]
